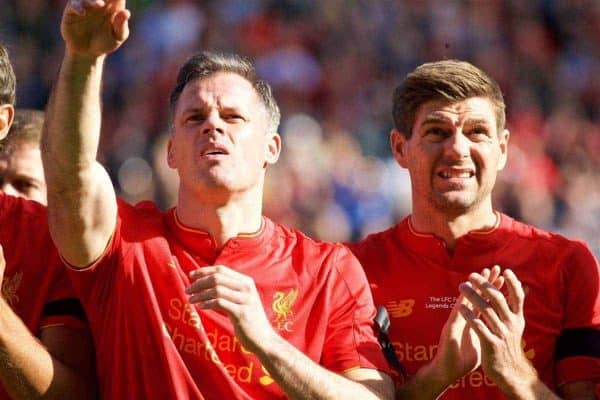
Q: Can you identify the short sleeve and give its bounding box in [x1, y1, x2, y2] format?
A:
[319, 245, 390, 374]
[555, 241, 600, 386]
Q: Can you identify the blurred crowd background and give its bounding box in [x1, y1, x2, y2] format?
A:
[1, 0, 599, 255]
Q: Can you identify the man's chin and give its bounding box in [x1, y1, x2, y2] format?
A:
[431, 193, 477, 212]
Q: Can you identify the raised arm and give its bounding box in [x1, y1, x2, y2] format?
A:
[42, 0, 130, 267]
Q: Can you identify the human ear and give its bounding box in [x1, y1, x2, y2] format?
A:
[0, 104, 14, 141]
[264, 132, 281, 166]
[390, 129, 410, 168]
[497, 129, 510, 171]
[166, 136, 177, 169]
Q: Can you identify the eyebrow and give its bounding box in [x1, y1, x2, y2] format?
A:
[463, 118, 492, 126]
[420, 116, 492, 127]
[420, 116, 452, 126]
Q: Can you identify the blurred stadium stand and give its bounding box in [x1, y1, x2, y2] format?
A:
[2, 0, 599, 255]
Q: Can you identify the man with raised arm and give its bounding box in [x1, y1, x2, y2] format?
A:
[0, 45, 95, 399]
[42, 1, 394, 399]
[348, 60, 600, 399]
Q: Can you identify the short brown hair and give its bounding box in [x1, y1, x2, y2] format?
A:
[168, 52, 280, 134]
[392, 60, 506, 137]
[0, 44, 16, 106]
[0, 109, 44, 153]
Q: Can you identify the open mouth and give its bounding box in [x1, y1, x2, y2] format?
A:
[203, 150, 227, 156]
[438, 170, 474, 179]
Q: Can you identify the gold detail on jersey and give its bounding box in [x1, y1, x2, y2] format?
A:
[272, 289, 298, 332]
[386, 299, 415, 318]
[162, 322, 171, 337]
[167, 259, 177, 269]
[522, 339, 535, 360]
[2, 271, 22, 306]
[259, 365, 274, 386]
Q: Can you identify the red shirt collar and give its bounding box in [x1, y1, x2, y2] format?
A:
[166, 208, 274, 260]
[395, 212, 515, 267]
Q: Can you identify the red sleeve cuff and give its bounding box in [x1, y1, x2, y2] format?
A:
[556, 356, 600, 386]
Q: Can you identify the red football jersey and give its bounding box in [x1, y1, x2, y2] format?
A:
[349, 213, 600, 399]
[67, 200, 388, 400]
[0, 192, 86, 399]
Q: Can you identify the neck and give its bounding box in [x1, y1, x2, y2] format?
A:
[176, 185, 264, 248]
[410, 201, 498, 251]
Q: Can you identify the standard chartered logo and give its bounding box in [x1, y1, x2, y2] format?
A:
[164, 297, 276, 386]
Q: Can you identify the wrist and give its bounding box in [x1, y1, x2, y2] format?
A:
[495, 360, 539, 400]
[64, 50, 106, 67]
[245, 326, 282, 358]
[412, 358, 458, 398]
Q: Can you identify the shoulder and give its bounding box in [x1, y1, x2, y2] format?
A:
[0, 193, 50, 246]
[268, 219, 363, 273]
[270, 219, 343, 255]
[0, 191, 47, 221]
[114, 199, 169, 245]
[504, 214, 597, 267]
[507, 215, 591, 251]
[345, 224, 401, 273]
[117, 198, 165, 225]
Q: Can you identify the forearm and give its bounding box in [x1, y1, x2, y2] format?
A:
[43, 51, 105, 180]
[42, 51, 117, 266]
[0, 299, 94, 399]
[395, 360, 454, 400]
[253, 331, 392, 400]
[496, 368, 560, 400]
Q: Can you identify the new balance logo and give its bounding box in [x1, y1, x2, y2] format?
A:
[386, 299, 415, 318]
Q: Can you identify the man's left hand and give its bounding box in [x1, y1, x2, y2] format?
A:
[458, 268, 539, 395]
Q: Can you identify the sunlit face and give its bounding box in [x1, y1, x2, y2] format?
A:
[167, 72, 280, 197]
[0, 143, 47, 205]
[391, 97, 509, 214]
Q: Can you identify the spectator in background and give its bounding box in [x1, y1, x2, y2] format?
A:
[349, 60, 600, 399]
[0, 43, 95, 400]
[0, 109, 46, 204]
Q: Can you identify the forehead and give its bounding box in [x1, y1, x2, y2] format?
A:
[414, 96, 498, 127]
[176, 72, 261, 113]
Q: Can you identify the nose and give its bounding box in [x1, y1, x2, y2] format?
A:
[443, 131, 471, 160]
[202, 110, 224, 135]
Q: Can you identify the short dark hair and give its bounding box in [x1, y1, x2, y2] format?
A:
[393, 60, 506, 137]
[0, 44, 16, 106]
[0, 109, 44, 153]
[168, 52, 280, 134]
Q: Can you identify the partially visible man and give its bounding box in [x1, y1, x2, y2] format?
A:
[0, 109, 46, 205]
[0, 44, 96, 399]
[41, 1, 394, 399]
[349, 60, 600, 399]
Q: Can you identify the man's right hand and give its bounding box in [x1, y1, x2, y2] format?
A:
[62, 0, 130, 57]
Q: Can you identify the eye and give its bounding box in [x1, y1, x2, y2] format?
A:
[185, 113, 205, 124]
[13, 179, 36, 193]
[424, 127, 449, 141]
[468, 126, 491, 140]
[222, 114, 245, 122]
